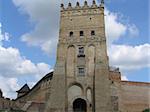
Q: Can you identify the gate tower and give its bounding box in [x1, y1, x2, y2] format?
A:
[45, 0, 112, 112]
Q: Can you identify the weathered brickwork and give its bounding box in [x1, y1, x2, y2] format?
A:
[120, 81, 150, 112]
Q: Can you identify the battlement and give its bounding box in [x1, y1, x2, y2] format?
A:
[60, 0, 104, 12]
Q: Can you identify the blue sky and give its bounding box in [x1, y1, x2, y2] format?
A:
[0, 0, 149, 98]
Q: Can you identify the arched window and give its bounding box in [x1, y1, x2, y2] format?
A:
[70, 31, 73, 37]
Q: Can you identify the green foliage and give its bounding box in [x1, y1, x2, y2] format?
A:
[143, 108, 150, 112]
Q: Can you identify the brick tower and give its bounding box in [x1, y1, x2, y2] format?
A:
[45, 0, 112, 112]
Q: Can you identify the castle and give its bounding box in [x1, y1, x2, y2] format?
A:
[0, 1, 149, 112]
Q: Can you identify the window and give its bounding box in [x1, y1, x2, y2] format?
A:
[80, 31, 84, 36]
[78, 47, 85, 57]
[79, 47, 84, 55]
[69, 31, 73, 37]
[91, 30, 95, 36]
[78, 67, 85, 75]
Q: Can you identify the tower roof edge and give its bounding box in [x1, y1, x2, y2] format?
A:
[60, 1, 102, 11]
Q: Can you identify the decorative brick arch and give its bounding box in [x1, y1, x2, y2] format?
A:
[67, 45, 76, 77]
[68, 82, 84, 90]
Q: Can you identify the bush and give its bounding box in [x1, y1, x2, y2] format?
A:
[143, 108, 150, 112]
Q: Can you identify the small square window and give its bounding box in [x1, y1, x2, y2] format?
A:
[91, 31, 95, 36]
[80, 31, 84, 36]
[78, 68, 85, 75]
[79, 47, 84, 55]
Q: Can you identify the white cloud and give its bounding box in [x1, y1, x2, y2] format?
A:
[0, 10, 53, 99]
[128, 24, 139, 37]
[105, 9, 127, 44]
[109, 44, 150, 71]
[12, 0, 61, 56]
[0, 76, 20, 99]
[0, 23, 10, 46]
[0, 46, 51, 98]
[121, 75, 128, 81]
[105, 9, 139, 45]
[0, 46, 51, 78]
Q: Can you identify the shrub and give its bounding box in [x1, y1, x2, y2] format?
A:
[143, 108, 150, 112]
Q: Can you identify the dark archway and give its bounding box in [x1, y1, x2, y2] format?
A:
[73, 98, 87, 112]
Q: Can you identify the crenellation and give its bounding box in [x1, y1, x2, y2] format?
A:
[91, 0, 98, 8]
[83, 1, 89, 8]
[100, 0, 104, 8]
[60, 3, 64, 11]
[75, 2, 80, 9]
[67, 2, 72, 10]
[60, 1, 104, 14]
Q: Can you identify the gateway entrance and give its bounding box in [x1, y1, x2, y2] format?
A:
[73, 98, 87, 112]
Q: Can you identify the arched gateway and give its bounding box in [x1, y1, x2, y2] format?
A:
[73, 98, 87, 112]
